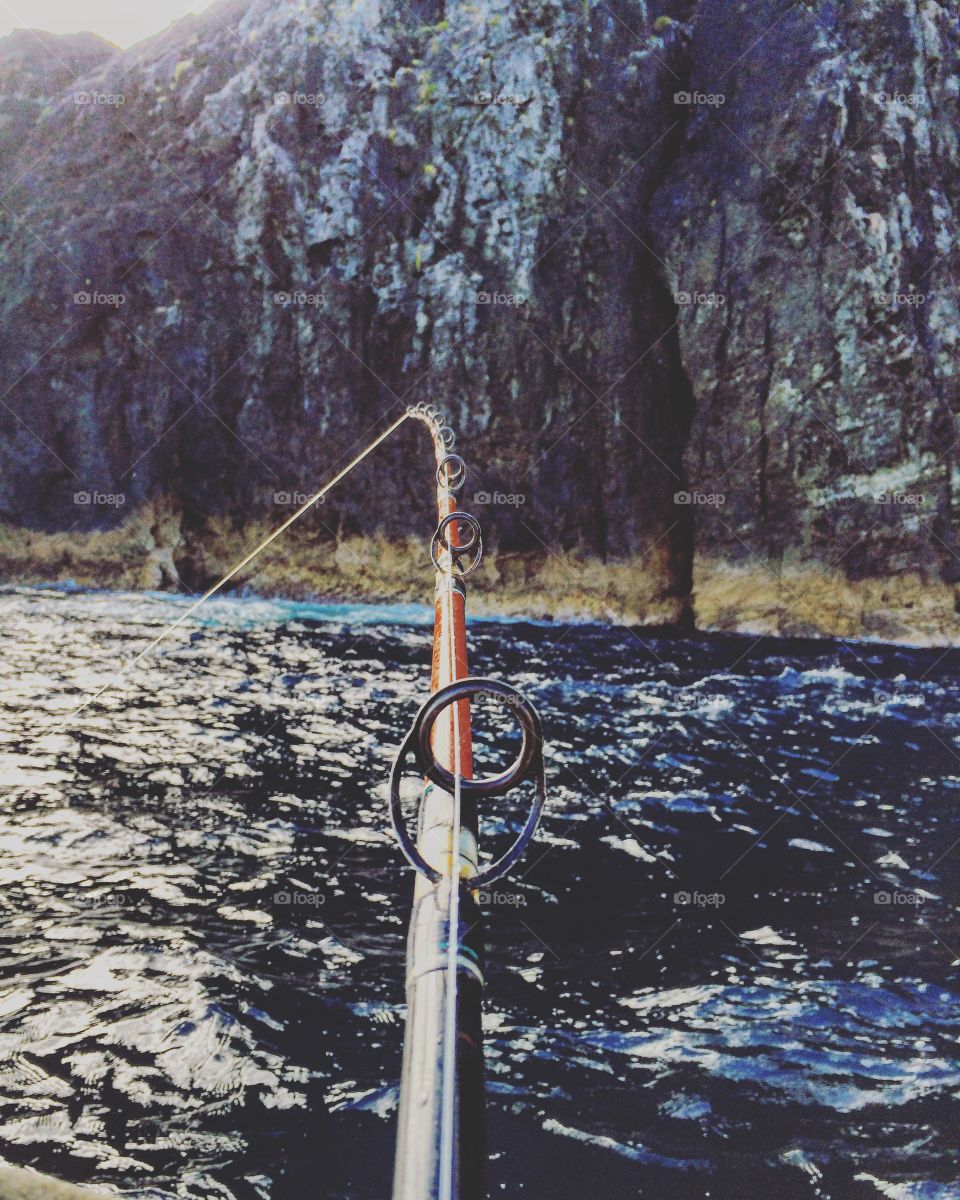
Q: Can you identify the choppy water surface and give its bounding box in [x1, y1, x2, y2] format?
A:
[0, 588, 958, 1199]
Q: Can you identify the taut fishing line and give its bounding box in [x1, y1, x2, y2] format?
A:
[47, 410, 412, 736]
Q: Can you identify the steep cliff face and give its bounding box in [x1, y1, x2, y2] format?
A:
[0, 0, 957, 610]
[657, 0, 960, 584]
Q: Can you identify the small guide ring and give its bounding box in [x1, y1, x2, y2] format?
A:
[437, 454, 467, 492]
[430, 512, 483, 577]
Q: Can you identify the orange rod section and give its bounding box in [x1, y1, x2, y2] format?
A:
[429, 432, 474, 781]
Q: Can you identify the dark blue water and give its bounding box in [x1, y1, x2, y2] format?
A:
[0, 589, 958, 1198]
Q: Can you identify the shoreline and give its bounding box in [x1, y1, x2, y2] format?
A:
[7, 580, 960, 654]
[1, 517, 958, 648]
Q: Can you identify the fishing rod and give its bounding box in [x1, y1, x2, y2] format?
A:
[390, 405, 548, 1200]
[37, 402, 546, 1199]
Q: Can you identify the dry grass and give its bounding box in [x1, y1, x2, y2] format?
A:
[1, 507, 957, 645]
[0, 520, 148, 590]
[695, 558, 960, 645]
[0, 504, 690, 625]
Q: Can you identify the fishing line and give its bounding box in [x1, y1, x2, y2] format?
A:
[48, 410, 412, 735]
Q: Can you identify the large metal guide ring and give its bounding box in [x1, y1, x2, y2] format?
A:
[390, 678, 547, 887]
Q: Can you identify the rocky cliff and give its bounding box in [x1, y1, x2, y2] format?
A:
[0, 0, 957, 617]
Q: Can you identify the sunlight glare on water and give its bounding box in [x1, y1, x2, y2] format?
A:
[0, 588, 958, 1199]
